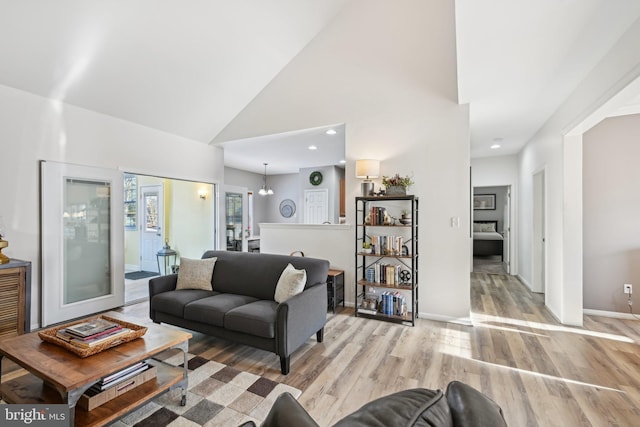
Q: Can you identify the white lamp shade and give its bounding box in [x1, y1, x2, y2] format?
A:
[355, 159, 380, 178]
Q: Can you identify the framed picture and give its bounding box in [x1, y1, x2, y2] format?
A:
[474, 194, 496, 210]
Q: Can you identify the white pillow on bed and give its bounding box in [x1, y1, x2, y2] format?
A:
[474, 223, 496, 232]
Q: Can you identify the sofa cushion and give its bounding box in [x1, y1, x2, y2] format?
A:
[224, 300, 278, 339]
[176, 257, 217, 291]
[151, 289, 217, 318]
[274, 263, 307, 303]
[332, 388, 453, 427]
[201, 251, 329, 300]
[445, 381, 507, 427]
[184, 294, 259, 327]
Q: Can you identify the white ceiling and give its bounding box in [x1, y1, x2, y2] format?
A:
[0, 0, 348, 143]
[2, 1, 640, 168]
[456, 0, 640, 158]
[223, 124, 345, 175]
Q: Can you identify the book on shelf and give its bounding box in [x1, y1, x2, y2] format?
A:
[65, 318, 119, 338]
[84, 362, 151, 395]
[371, 262, 405, 286]
[369, 234, 405, 256]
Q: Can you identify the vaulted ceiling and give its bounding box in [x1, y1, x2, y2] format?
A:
[1, 1, 639, 170]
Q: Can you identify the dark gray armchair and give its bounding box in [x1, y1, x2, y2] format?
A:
[240, 381, 507, 427]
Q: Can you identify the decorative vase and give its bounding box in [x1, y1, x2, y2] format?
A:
[0, 239, 8, 264]
[386, 186, 406, 196]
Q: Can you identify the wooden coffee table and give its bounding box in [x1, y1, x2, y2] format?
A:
[0, 312, 192, 427]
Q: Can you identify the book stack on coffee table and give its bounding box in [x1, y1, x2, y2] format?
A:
[55, 318, 132, 349]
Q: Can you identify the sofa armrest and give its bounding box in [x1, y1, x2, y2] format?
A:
[445, 381, 507, 427]
[260, 392, 320, 427]
[148, 274, 178, 319]
[276, 282, 327, 358]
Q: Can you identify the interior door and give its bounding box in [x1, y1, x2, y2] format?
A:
[221, 185, 248, 251]
[304, 189, 329, 224]
[533, 170, 546, 293]
[139, 184, 164, 272]
[41, 161, 124, 327]
[503, 186, 511, 274]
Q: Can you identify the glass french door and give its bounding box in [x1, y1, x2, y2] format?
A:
[41, 161, 124, 327]
[139, 184, 164, 273]
[221, 185, 248, 252]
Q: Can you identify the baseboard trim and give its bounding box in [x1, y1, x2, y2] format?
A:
[583, 308, 640, 320]
[517, 274, 532, 290]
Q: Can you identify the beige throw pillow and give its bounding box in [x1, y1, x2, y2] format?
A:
[274, 263, 307, 303]
[176, 257, 216, 291]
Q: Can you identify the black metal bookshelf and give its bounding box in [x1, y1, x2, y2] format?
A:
[355, 195, 418, 326]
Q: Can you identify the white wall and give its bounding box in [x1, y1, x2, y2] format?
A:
[517, 18, 640, 325]
[471, 155, 518, 188]
[213, 0, 471, 322]
[168, 180, 215, 260]
[299, 165, 342, 224]
[260, 223, 353, 301]
[0, 84, 224, 329]
[583, 114, 640, 312]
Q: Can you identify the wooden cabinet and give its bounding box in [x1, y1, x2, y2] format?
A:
[355, 196, 418, 326]
[0, 259, 31, 337]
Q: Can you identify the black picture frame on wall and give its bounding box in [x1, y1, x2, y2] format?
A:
[473, 194, 496, 210]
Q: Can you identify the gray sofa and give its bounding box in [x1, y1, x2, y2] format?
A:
[148, 250, 330, 374]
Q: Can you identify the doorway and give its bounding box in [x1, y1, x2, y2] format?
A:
[472, 185, 511, 275]
[124, 175, 216, 304]
[532, 169, 546, 294]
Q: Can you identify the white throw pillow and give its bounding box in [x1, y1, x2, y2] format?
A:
[176, 257, 216, 291]
[274, 263, 307, 303]
[481, 223, 496, 232]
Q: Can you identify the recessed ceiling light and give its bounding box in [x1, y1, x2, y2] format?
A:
[491, 144, 501, 149]
[308, 145, 317, 150]
[326, 129, 337, 135]
[339, 159, 346, 164]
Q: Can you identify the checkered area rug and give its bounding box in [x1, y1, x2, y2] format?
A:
[110, 350, 302, 427]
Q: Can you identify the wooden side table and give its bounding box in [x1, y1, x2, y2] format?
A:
[327, 269, 345, 313]
[0, 258, 31, 337]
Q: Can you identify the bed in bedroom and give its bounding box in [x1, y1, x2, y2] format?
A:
[473, 220, 504, 261]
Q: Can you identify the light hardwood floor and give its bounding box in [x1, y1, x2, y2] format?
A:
[7, 272, 639, 426]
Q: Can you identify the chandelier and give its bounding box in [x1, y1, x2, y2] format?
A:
[259, 163, 274, 196]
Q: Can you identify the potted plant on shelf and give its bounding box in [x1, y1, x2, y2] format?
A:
[382, 174, 414, 195]
[362, 242, 372, 254]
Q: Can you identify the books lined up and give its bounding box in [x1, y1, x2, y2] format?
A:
[56, 318, 131, 349]
[378, 292, 407, 316]
[368, 235, 405, 256]
[84, 361, 151, 396]
[366, 263, 406, 286]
